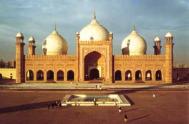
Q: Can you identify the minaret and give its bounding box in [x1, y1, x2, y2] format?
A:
[93, 10, 96, 20]
[133, 25, 136, 31]
[28, 36, 36, 55]
[164, 32, 174, 83]
[16, 32, 25, 83]
[108, 31, 113, 83]
[76, 31, 80, 82]
[153, 36, 162, 55]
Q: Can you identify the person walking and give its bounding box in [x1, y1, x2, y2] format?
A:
[118, 107, 122, 113]
[124, 114, 128, 123]
[152, 93, 156, 98]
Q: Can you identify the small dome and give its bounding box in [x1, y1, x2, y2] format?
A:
[16, 32, 24, 38]
[42, 30, 68, 55]
[28, 36, 35, 42]
[165, 32, 173, 38]
[154, 36, 160, 42]
[79, 15, 109, 41]
[121, 29, 147, 55]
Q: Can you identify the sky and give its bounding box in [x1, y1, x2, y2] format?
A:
[0, 0, 189, 66]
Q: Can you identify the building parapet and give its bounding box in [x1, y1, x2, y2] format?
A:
[25, 55, 77, 61]
[114, 55, 165, 61]
[79, 40, 111, 45]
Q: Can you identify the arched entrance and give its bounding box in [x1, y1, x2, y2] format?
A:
[26, 70, 34, 81]
[135, 70, 142, 81]
[145, 70, 152, 81]
[89, 68, 99, 80]
[115, 70, 122, 81]
[156, 70, 162, 81]
[47, 70, 54, 80]
[67, 70, 74, 81]
[84, 51, 104, 81]
[57, 70, 64, 81]
[125, 70, 132, 80]
[37, 70, 44, 80]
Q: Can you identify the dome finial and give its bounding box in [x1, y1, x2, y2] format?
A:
[93, 9, 96, 19]
[52, 23, 58, 34]
[133, 25, 136, 31]
[54, 23, 57, 31]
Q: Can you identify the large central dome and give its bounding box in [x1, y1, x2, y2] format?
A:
[79, 14, 109, 41]
[121, 28, 147, 55]
[42, 30, 68, 55]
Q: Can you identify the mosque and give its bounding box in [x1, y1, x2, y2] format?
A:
[15, 14, 174, 84]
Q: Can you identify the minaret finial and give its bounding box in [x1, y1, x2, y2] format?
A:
[133, 25, 136, 31]
[93, 9, 96, 19]
[54, 23, 57, 31]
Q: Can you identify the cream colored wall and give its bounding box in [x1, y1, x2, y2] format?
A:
[25, 55, 78, 82]
[0, 68, 16, 79]
[114, 55, 166, 83]
[24, 54, 168, 84]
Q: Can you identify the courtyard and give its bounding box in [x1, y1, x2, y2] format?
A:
[0, 86, 188, 124]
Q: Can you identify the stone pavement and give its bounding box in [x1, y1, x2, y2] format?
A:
[0, 90, 188, 124]
[0, 82, 189, 90]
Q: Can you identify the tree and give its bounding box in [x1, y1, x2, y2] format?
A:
[0, 59, 5, 68]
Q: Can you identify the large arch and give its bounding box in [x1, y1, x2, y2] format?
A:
[84, 51, 104, 80]
[57, 70, 64, 81]
[145, 70, 152, 81]
[26, 70, 34, 81]
[125, 70, 132, 80]
[135, 70, 142, 81]
[89, 68, 99, 80]
[67, 70, 74, 81]
[37, 70, 44, 80]
[47, 70, 54, 80]
[115, 70, 122, 81]
[156, 70, 162, 81]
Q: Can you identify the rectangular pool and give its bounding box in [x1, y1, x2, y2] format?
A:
[61, 94, 131, 107]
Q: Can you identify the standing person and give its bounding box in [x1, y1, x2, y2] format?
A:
[55, 100, 61, 107]
[118, 107, 122, 113]
[124, 114, 128, 123]
[152, 93, 156, 98]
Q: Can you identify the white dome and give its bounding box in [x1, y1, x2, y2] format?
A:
[42, 30, 68, 55]
[165, 32, 173, 38]
[121, 29, 147, 55]
[16, 32, 24, 38]
[28, 36, 35, 42]
[79, 15, 109, 41]
[154, 36, 160, 42]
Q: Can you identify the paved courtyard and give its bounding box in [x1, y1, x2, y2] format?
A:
[0, 89, 188, 124]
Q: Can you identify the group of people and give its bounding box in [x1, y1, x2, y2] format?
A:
[48, 100, 61, 109]
[118, 107, 128, 123]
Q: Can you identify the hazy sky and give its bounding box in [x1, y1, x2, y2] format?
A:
[0, 0, 189, 65]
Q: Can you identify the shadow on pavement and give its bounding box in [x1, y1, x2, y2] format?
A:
[115, 83, 177, 95]
[124, 95, 135, 105]
[0, 100, 59, 114]
[124, 107, 139, 113]
[128, 114, 150, 123]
